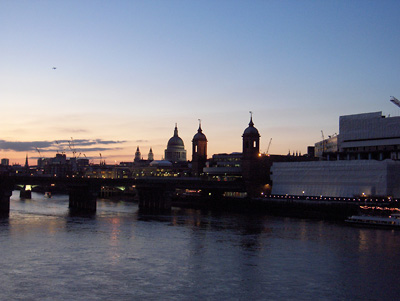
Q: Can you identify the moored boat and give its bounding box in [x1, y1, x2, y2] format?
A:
[345, 214, 400, 228]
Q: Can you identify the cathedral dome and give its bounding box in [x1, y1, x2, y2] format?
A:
[167, 136, 185, 148]
[167, 125, 185, 149]
[165, 124, 187, 162]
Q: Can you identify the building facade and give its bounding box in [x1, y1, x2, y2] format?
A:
[203, 153, 242, 180]
[271, 160, 400, 198]
[314, 111, 400, 160]
[338, 111, 400, 160]
[315, 135, 338, 158]
[273, 111, 400, 198]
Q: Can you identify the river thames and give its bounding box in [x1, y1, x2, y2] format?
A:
[1, 191, 399, 300]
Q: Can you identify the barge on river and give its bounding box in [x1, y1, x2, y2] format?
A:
[345, 214, 400, 228]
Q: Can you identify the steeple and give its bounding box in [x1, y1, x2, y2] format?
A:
[24, 154, 29, 174]
[134, 146, 141, 163]
[148, 147, 154, 161]
[249, 111, 254, 127]
[25, 154, 29, 168]
[174, 123, 178, 137]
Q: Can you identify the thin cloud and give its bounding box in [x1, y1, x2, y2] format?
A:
[54, 128, 89, 134]
[94, 139, 126, 145]
[0, 140, 53, 152]
[0, 139, 126, 152]
[74, 147, 124, 152]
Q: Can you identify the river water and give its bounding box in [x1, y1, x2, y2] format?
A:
[0, 191, 399, 300]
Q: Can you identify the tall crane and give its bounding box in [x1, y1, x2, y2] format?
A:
[35, 147, 43, 160]
[35, 147, 45, 169]
[68, 137, 77, 158]
[266, 138, 272, 155]
[83, 153, 92, 165]
[390, 96, 400, 108]
[55, 141, 65, 155]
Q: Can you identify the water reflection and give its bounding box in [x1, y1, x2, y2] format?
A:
[1, 191, 400, 299]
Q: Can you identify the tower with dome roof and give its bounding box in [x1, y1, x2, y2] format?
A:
[192, 120, 207, 176]
[242, 111, 260, 160]
[242, 112, 262, 196]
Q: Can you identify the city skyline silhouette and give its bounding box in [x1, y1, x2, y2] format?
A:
[1, 1, 399, 164]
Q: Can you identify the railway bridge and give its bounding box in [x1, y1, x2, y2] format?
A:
[0, 175, 246, 215]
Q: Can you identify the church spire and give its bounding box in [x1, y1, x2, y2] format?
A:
[174, 123, 178, 136]
[198, 119, 202, 133]
[25, 154, 29, 168]
[148, 147, 154, 161]
[134, 146, 141, 162]
[249, 111, 254, 127]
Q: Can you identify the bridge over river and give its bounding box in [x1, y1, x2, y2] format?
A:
[0, 175, 246, 215]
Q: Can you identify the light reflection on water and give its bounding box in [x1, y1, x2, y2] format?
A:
[0, 191, 400, 300]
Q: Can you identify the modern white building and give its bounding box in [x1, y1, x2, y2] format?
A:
[339, 111, 400, 159]
[272, 111, 400, 198]
[314, 111, 400, 160]
[271, 160, 400, 198]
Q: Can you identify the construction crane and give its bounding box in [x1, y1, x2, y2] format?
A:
[390, 96, 400, 108]
[55, 141, 65, 155]
[68, 137, 77, 158]
[266, 138, 272, 155]
[83, 153, 92, 165]
[35, 147, 43, 160]
[55, 141, 60, 154]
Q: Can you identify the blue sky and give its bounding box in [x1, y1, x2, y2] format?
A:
[1, 0, 400, 164]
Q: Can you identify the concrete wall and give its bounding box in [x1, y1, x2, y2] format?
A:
[271, 160, 400, 198]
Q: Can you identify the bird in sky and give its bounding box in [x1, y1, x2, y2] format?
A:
[52, 67, 57, 70]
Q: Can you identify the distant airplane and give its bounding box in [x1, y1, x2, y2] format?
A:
[52, 67, 57, 70]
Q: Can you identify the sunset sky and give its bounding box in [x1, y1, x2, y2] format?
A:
[1, 0, 400, 165]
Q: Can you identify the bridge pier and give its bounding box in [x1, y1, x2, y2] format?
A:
[137, 186, 173, 211]
[68, 184, 98, 212]
[20, 185, 32, 199]
[0, 182, 14, 216]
